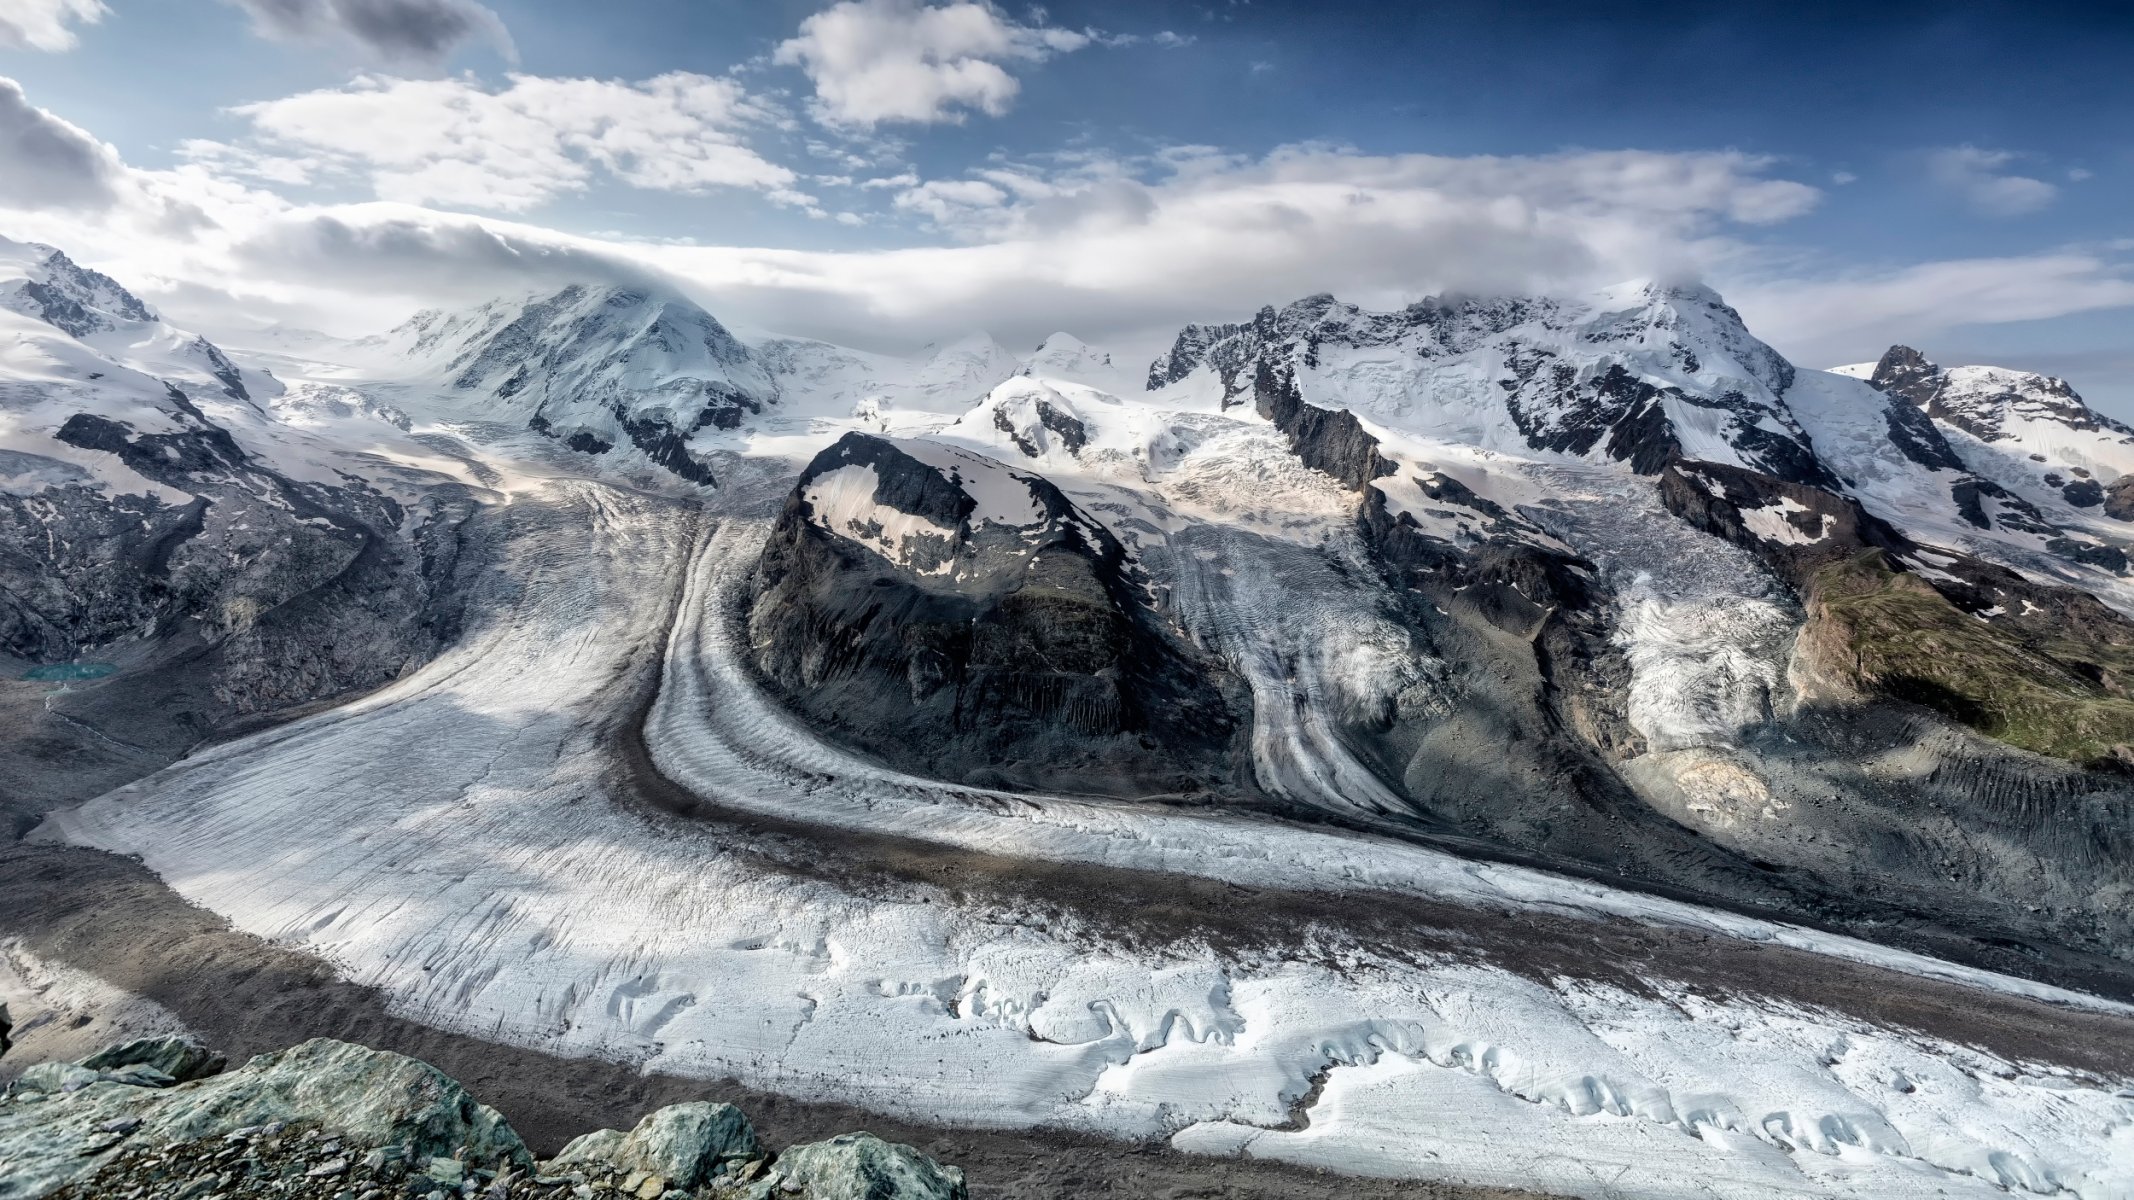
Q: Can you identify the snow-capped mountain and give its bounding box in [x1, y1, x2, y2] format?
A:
[367, 283, 775, 484]
[12, 235, 2134, 1200]
[1149, 282, 1830, 484]
[0, 237, 272, 410]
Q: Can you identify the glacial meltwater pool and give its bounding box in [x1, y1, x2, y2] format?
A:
[22, 662, 118, 681]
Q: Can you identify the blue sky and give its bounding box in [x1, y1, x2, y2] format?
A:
[2, 0, 2129, 407]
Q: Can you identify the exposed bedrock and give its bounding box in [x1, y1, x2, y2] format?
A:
[1255, 364, 2134, 984]
[746, 432, 1241, 799]
[0, 393, 487, 836]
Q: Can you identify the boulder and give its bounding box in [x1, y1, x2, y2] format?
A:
[546, 1100, 758, 1188]
[740, 1133, 965, 1200]
[78, 1035, 225, 1083]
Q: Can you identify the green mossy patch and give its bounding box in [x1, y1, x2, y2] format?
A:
[1810, 551, 2134, 766]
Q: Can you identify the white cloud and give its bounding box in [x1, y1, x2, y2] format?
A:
[221, 0, 515, 64]
[773, 0, 1095, 127]
[0, 0, 105, 52]
[1730, 251, 2134, 368]
[208, 72, 803, 212]
[0, 76, 123, 207]
[1925, 145, 2058, 217]
[891, 177, 1009, 221]
[204, 144, 1826, 357]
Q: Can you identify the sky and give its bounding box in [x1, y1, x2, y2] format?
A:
[1, 0, 2130, 408]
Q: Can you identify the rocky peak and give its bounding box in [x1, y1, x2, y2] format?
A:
[1869, 344, 1942, 399]
[0, 241, 159, 340]
[1863, 343, 2126, 444]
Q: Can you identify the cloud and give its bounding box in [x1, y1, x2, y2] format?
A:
[1925, 145, 2058, 217]
[0, 77, 123, 208]
[233, 205, 664, 298]
[0, 0, 105, 52]
[773, 0, 1095, 127]
[193, 144, 1827, 359]
[209, 72, 803, 212]
[1729, 250, 2134, 369]
[221, 0, 515, 64]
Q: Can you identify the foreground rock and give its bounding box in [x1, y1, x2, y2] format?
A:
[0, 1035, 963, 1200]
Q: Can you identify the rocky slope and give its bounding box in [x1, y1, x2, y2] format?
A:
[1135, 287, 2134, 977]
[0, 1032, 963, 1200]
[745, 431, 1239, 797]
[0, 241, 483, 835]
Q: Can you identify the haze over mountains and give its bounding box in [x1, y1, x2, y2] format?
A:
[6, 231, 2134, 1199]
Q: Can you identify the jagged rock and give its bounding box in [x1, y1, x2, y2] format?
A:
[1, 1002, 10, 1060]
[544, 1101, 758, 1188]
[738, 1133, 965, 1200]
[78, 1035, 225, 1084]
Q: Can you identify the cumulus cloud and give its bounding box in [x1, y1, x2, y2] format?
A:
[222, 0, 515, 64]
[1925, 145, 2058, 217]
[0, 77, 123, 208]
[773, 0, 1094, 127]
[0, 0, 105, 52]
[205, 72, 803, 212]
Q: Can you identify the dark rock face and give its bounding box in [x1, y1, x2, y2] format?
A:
[0, 388, 478, 840]
[1880, 389, 1970, 472]
[747, 433, 1239, 798]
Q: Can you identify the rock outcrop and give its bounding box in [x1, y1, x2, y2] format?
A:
[747, 432, 1239, 798]
[1, 1035, 964, 1200]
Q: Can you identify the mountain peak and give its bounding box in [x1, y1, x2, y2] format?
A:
[0, 241, 159, 339]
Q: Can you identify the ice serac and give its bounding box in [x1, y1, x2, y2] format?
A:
[388, 283, 774, 484]
[746, 431, 1239, 797]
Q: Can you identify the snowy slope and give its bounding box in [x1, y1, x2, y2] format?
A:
[1148, 282, 1828, 485]
[0, 236, 276, 413]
